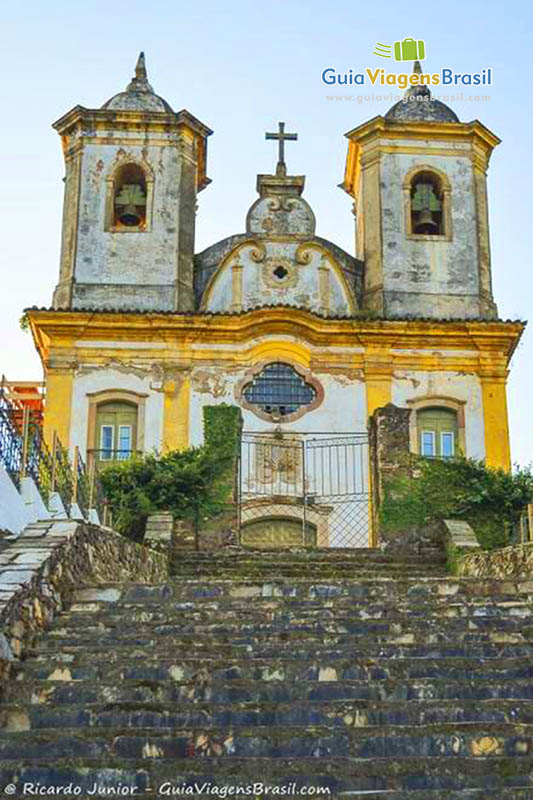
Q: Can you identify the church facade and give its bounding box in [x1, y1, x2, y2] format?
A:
[28, 54, 524, 546]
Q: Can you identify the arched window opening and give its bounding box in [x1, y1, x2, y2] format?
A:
[417, 407, 458, 458]
[113, 163, 147, 229]
[243, 363, 316, 419]
[95, 401, 138, 464]
[410, 171, 444, 236]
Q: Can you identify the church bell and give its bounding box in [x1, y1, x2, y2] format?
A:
[413, 208, 439, 235]
[118, 204, 143, 227]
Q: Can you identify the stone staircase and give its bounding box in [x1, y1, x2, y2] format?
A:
[2, 548, 533, 798]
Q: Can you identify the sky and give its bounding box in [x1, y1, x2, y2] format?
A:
[1, 0, 531, 466]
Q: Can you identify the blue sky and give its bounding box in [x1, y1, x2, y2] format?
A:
[1, 0, 531, 466]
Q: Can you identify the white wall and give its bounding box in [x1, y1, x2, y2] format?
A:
[391, 369, 485, 459]
[70, 368, 164, 456]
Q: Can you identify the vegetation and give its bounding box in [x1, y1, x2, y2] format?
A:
[380, 455, 533, 550]
[99, 404, 242, 541]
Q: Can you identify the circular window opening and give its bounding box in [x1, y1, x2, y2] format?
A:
[273, 265, 289, 280]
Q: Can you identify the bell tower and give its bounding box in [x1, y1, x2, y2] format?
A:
[52, 53, 212, 312]
[342, 63, 499, 319]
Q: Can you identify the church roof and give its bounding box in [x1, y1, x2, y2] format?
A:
[26, 305, 526, 326]
[385, 62, 459, 123]
[101, 52, 174, 113]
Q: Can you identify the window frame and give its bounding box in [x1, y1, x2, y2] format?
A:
[99, 424, 114, 461]
[236, 360, 324, 423]
[403, 165, 452, 242]
[104, 157, 154, 234]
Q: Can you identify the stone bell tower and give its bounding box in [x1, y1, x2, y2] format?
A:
[52, 53, 212, 312]
[342, 63, 499, 319]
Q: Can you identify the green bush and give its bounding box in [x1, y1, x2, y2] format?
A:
[99, 404, 242, 541]
[380, 455, 533, 550]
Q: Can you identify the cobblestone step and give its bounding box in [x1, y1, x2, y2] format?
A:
[3, 698, 533, 730]
[18, 654, 533, 683]
[0, 722, 532, 760]
[7, 678, 533, 705]
[5, 549, 533, 796]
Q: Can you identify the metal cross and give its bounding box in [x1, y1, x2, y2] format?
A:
[265, 122, 298, 170]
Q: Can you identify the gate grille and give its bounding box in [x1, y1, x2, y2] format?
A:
[238, 432, 370, 548]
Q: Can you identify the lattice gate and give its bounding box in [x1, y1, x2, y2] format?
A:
[238, 432, 370, 548]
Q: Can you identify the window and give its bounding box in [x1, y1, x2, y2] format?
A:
[100, 425, 114, 461]
[410, 171, 444, 235]
[112, 163, 147, 229]
[95, 402, 138, 464]
[243, 363, 317, 419]
[417, 407, 458, 458]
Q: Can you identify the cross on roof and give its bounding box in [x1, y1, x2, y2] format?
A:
[265, 122, 298, 174]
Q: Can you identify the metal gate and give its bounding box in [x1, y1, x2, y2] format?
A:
[238, 431, 370, 548]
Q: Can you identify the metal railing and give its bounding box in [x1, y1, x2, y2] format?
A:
[87, 449, 143, 465]
[0, 392, 24, 487]
[0, 385, 107, 523]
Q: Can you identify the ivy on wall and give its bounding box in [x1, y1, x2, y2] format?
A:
[380, 455, 533, 550]
[99, 404, 242, 541]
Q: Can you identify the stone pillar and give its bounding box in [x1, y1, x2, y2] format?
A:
[368, 403, 412, 546]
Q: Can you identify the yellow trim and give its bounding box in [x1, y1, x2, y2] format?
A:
[43, 371, 73, 448]
[342, 116, 500, 201]
[163, 377, 190, 451]
[481, 375, 511, 471]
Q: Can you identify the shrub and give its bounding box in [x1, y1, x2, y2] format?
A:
[380, 455, 533, 550]
[99, 404, 242, 541]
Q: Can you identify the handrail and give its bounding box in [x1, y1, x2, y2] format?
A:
[0, 385, 106, 523]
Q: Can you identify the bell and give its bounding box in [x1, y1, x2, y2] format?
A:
[118, 203, 142, 227]
[413, 208, 439, 235]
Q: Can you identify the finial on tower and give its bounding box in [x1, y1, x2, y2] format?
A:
[125, 51, 154, 94]
[135, 52, 147, 81]
[413, 60, 422, 75]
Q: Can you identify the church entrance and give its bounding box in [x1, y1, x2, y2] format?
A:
[238, 431, 370, 548]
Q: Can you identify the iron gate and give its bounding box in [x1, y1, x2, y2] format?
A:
[238, 431, 370, 548]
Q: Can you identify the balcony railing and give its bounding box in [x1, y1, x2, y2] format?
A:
[0, 385, 107, 523]
[87, 449, 143, 466]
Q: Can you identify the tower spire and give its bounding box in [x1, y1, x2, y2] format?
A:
[125, 51, 154, 94]
[135, 51, 147, 81]
[413, 60, 422, 75]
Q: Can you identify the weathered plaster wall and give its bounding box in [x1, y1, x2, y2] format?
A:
[391, 369, 485, 459]
[188, 359, 367, 446]
[76, 143, 178, 280]
[380, 146, 480, 318]
[203, 241, 354, 317]
[69, 140, 191, 311]
[70, 367, 164, 455]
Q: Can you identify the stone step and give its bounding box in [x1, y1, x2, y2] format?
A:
[102, 580, 533, 603]
[170, 564, 448, 578]
[171, 547, 444, 565]
[7, 678, 533, 706]
[0, 722, 531, 760]
[29, 635, 533, 659]
[62, 600, 533, 621]
[3, 698, 533, 731]
[45, 615, 533, 639]
[17, 655, 533, 683]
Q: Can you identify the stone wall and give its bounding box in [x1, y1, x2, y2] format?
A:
[0, 520, 167, 678]
[458, 543, 533, 579]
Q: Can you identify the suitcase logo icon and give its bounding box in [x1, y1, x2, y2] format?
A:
[394, 38, 426, 61]
[373, 38, 426, 61]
